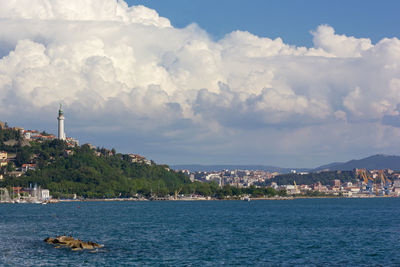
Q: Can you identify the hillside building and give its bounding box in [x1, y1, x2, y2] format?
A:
[0, 151, 7, 167]
[0, 151, 7, 160]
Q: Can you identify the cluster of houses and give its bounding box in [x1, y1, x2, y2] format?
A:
[85, 143, 151, 165]
[0, 151, 23, 179]
[23, 129, 79, 147]
[0, 151, 36, 179]
[184, 169, 279, 187]
[127, 154, 151, 165]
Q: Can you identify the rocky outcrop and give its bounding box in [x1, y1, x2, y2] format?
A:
[44, 236, 103, 251]
[3, 139, 31, 147]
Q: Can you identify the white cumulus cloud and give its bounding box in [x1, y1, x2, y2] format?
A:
[1, 0, 400, 166]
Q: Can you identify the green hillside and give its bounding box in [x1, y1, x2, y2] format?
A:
[0, 126, 192, 198]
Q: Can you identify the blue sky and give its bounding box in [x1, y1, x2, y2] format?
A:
[1, 0, 400, 168]
[127, 0, 400, 46]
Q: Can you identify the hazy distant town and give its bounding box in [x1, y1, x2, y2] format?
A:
[179, 168, 400, 198]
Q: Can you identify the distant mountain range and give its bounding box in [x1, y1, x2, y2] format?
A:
[312, 154, 400, 171]
[170, 164, 309, 173]
[172, 154, 400, 173]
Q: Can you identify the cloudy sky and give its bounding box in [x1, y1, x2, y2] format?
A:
[1, 0, 400, 168]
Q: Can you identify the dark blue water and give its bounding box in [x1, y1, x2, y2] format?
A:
[1, 198, 400, 266]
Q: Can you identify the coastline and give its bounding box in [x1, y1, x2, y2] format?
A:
[55, 195, 397, 202]
[3, 195, 397, 204]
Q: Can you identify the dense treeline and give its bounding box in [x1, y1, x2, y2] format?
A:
[268, 170, 357, 186]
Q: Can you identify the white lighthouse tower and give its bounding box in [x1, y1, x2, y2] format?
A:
[57, 104, 66, 140]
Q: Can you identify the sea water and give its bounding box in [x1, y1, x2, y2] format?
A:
[1, 198, 400, 266]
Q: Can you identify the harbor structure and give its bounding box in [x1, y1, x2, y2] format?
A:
[0, 185, 51, 203]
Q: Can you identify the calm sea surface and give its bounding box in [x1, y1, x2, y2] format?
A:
[1, 198, 400, 266]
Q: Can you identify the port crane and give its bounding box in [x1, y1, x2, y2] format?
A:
[378, 170, 391, 196]
[293, 181, 300, 194]
[356, 169, 374, 193]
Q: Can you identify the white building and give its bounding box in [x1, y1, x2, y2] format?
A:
[0, 151, 7, 160]
[40, 189, 50, 200]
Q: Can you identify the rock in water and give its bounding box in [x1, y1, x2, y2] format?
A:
[44, 237, 54, 244]
[44, 236, 103, 251]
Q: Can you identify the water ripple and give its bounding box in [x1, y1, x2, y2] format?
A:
[1, 199, 400, 266]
